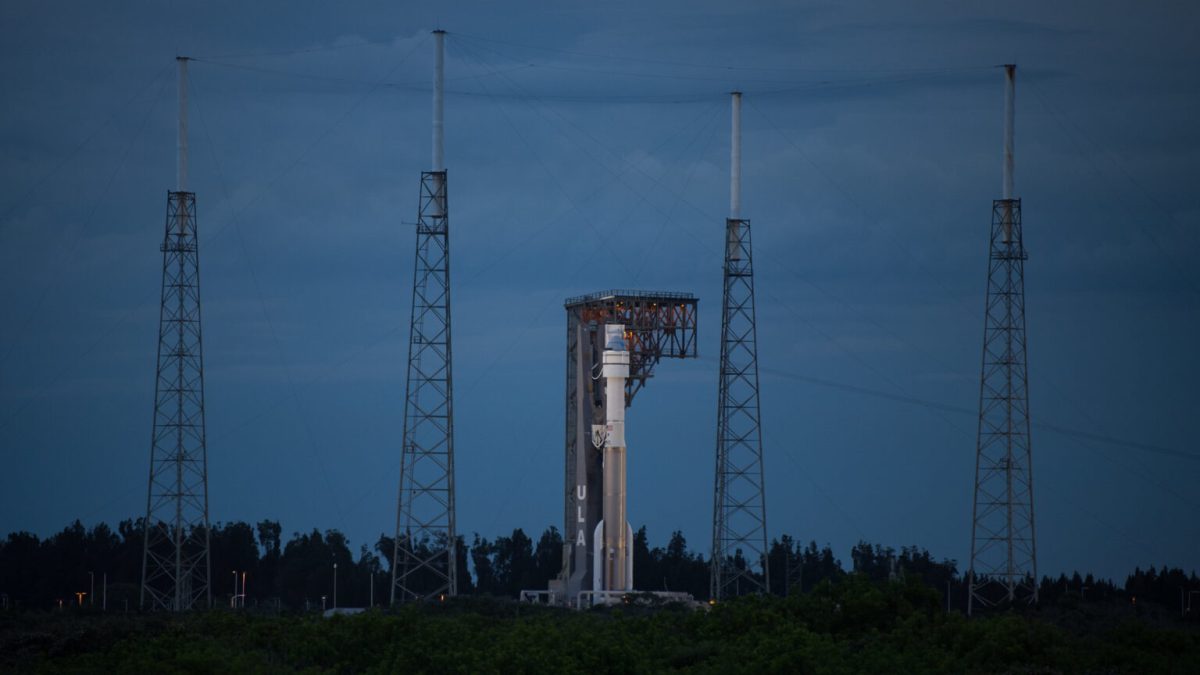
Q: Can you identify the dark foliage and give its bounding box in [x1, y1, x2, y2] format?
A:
[2, 577, 1198, 673]
[1, 517, 1197, 624]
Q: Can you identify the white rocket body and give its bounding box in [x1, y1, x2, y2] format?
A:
[595, 324, 633, 592]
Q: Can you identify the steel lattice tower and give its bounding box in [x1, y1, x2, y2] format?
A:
[712, 92, 769, 600]
[968, 65, 1037, 615]
[392, 30, 457, 603]
[141, 57, 211, 611]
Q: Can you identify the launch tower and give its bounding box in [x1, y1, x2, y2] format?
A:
[556, 290, 698, 606]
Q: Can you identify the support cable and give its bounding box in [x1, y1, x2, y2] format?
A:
[629, 101, 726, 284]
[0, 64, 173, 232]
[192, 34, 430, 246]
[0, 68, 174, 382]
[190, 77, 348, 525]
[456, 98, 722, 288]
[745, 93, 1194, 504]
[452, 32, 996, 76]
[1025, 78, 1199, 300]
[2, 41, 436, 439]
[451, 40, 636, 275]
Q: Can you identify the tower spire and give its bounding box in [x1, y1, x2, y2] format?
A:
[1003, 64, 1015, 200]
[730, 91, 741, 219]
[176, 56, 188, 192]
[432, 29, 445, 172]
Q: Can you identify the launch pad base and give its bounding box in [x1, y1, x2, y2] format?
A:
[519, 588, 698, 609]
[576, 590, 697, 609]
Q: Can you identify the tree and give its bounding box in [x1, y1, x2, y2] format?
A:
[470, 535, 495, 595]
[532, 527, 563, 588]
[490, 528, 535, 597]
[632, 526, 656, 590]
[256, 520, 282, 600]
[278, 529, 352, 608]
[210, 521, 260, 604]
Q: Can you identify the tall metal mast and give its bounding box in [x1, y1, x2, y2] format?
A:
[968, 64, 1037, 615]
[392, 29, 458, 603]
[711, 91, 769, 600]
[141, 56, 212, 611]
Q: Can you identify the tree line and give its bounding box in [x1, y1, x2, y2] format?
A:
[1, 517, 1197, 617]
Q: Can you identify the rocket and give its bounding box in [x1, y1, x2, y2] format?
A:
[593, 324, 633, 592]
[556, 292, 697, 605]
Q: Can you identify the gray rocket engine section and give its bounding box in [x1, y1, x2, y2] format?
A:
[557, 290, 698, 605]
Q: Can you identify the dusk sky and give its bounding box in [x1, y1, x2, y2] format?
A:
[1, 1, 1196, 583]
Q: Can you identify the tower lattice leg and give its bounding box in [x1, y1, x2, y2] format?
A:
[712, 217, 769, 600]
[392, 171, 457, 603]
[141, 190, 211, 611]
[968, 198, 1037, 614]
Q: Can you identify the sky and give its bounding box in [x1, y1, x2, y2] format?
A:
[1, 0, 1197, 583]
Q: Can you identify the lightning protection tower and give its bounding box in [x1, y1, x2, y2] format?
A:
[141, 57, 212, 611]
[392, 30, 458, 603]
[711, 91, 769, 600]
[968, 64, 1037, 615]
